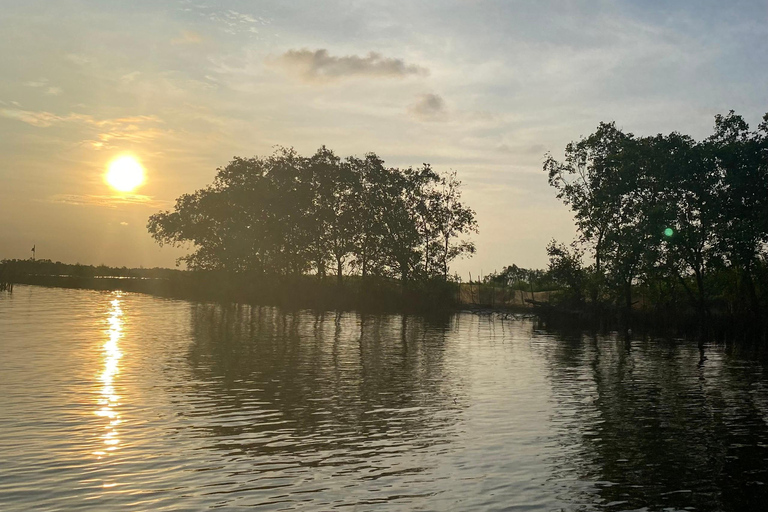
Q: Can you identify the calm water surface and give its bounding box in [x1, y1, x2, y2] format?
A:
[1, 285, 767, 511]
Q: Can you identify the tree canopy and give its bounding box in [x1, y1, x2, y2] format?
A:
[543, 111, 768, 324]
[147, 147, 478, 283]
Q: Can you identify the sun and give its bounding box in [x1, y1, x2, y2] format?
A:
[106, 156, 145, 193]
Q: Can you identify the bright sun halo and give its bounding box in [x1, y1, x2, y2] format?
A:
[106, 156, 145, 193]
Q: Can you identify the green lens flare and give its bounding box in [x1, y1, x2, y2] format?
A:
[664, 228, 674, 237]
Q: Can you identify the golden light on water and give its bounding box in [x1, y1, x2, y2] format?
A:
[105, 155, 145, 193]
[93, 295, 123, 459]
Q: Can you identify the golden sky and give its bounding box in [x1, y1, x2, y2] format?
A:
[2, 1, 767, 274]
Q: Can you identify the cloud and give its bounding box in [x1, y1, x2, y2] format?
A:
[49, 194, 164, 208]
[120, 71, 141, 83]
[226, 10, 261, 25]
[78, 115, 167, 150]
[271, 48, 428, 82]
[24, 79, 48, 88]
[23, 79, 62, 95]
[65, 54, 90, 66]
[408, 93, 447, 121]
[1, 108, 65, 127]
[199, 6, 269, 35]
[171, 30, 203, 45]
[1, 108, 165, 149]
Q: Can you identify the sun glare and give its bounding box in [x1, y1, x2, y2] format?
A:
[106, 156, 145, 193]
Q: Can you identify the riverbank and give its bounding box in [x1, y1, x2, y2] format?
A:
[8, 262, 760, 341]
[1, 259, 550, 314]
[10, 275, 551, 314]
[7, 272, 471, 314]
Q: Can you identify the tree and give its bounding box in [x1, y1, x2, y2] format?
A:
[545, 111, 768, 331]
[148, 148, 319, 274]
[348, 153, 388, 279]
[544, 122, 652, 309]
[546, 240, 586, 304]
[148, 147, 478, 284]
[544, 122, 628, 289]
[307, 147, 357, 283]
[377, 165, 438, 283]
[431, 171, 478, 279]
[706, 112, 768, 318]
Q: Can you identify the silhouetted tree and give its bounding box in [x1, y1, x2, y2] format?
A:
[348, 154, 388, 279]
[431, 171, 478, 279]
[148, 147, 477, 285]
[706, 112, 768, 320]
[544, 111, 768, 332]
[546, 240, 586, 305]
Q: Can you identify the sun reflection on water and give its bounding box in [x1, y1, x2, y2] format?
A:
[93, 295, 123, 459]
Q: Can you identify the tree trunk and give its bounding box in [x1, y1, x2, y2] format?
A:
[693, 266, 709, 317]
[443, 236, 449, 279]
[624, 279, 633, 325]
[692, 265, 711, 340]
[741, 263, 760, 319]
[359, 240, 369, 280]
[317, 259, 326, 278]
[593, 230, 604, 305]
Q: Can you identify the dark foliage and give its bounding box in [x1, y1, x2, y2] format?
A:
[541, 111, 768, 337]
[147, 147, 477, 284]
[0, 259, 184, 280]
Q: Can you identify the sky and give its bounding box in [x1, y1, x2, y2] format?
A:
[1, 0, 767, 277]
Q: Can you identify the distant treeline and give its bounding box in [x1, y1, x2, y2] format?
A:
[528, 111, 768, 337]
[148, 146, 477, 283]
[484, 264, 558, 292]
[0, 259, 184, 280]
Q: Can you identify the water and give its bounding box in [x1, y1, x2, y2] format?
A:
[1, 285, 767, 511]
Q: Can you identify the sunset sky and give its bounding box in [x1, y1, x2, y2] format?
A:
[2, 0, 767, 276]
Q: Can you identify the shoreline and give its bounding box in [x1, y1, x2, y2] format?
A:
[7, 274, 765, 344]
[8, 274, 513, 316]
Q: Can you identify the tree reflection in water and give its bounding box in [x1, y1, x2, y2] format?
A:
[539, 332, 768, 511]
[167, 302, 768, 510]
[183, 303, 463, 495]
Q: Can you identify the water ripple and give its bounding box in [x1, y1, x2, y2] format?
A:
[1, 286, 768, 510]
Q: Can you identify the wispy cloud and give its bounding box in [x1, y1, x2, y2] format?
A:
[187, 4, 269, 35]
[1, 108, 65, 127]
[1, 108, 165, 149]
[24, 79, 49, 88]
[79, 115, 167, 150]
[171, 30, 203, 45]
[271, 49, 429, 82]
[65, 54, 90, 66]
[22, 79, 63, 96]
[49, 194, 165, 208]
[409, 93, 447, 121]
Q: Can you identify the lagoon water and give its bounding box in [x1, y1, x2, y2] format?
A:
[1, 285, 767, 511]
